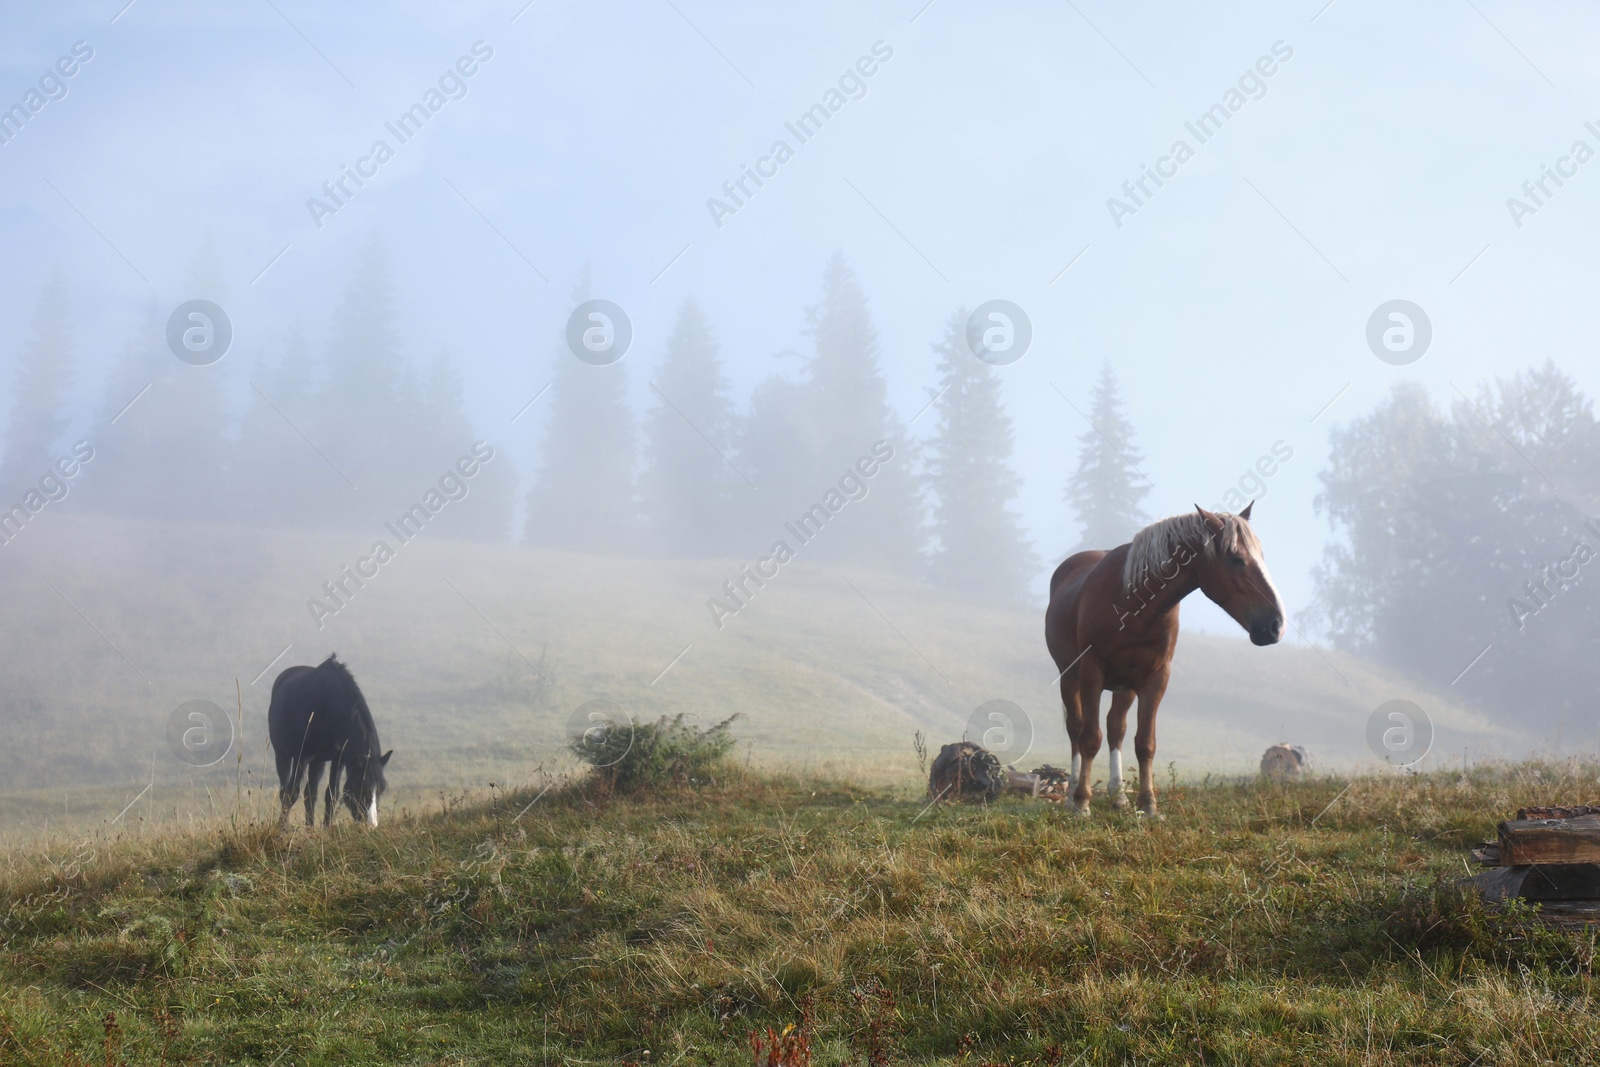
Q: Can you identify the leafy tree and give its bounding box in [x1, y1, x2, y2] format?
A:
[640, 298, 740, 556]
[0, 271, 74, 491]
[1064, 361, 1150, 550]
[925, 310, 1036, 604]
[1308, 364, 1600, 734]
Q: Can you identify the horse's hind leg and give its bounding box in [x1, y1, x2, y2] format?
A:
[323, 762, 342, 828]
[304, 761, 326, 828]
[1134, 667, 1171, 817]
[1105, 689, 1134, 810]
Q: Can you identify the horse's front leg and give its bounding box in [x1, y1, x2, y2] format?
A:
[1105, 689, 1134, 810]
[1134, 667, 1171, 816]
[1059, 670, 1083, 794]
[1070, 666, 1104, 817]
[304, 760, 325, 828]
[276, 754, 300, 827]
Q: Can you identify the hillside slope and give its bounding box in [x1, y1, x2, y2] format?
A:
[0, 513, 1519, 800]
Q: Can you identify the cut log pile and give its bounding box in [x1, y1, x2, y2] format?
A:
[926, 742, 1074, 804]
[1469, 807, 1600, 924]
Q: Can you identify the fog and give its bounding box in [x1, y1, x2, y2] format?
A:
[2, 1, 1598, 805]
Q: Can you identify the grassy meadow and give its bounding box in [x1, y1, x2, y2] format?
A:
[0, 514, 1576, 1064]
[4, 760, 1600, 1065]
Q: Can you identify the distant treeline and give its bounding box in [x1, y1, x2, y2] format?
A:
[0, 240, 1085, 607]
[7, 236, 1596, 729]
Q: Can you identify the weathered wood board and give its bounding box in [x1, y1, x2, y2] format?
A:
[1498, 814, 1600, 865]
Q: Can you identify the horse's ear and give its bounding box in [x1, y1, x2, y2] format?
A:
[1239, 500, 1254, 521]
[1193, 504, 1225, 534]
[380, 749, 393, 765]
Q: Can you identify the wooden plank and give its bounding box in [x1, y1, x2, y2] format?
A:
[1499, 814, 1600, 865]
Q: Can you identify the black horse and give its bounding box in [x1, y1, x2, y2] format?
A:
[267, 654, 391, 827]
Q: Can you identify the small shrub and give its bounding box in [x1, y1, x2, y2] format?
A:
[570, 713, 739, 792]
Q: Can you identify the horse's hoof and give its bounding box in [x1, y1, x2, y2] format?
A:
[1136, 805, 1163, 820]
[1072, 800, 1092, 818]
[1109, 792, 1129, 810]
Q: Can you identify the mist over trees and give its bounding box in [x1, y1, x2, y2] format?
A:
[0, 270, 73, 492]
[737, 252, 926, 571]
[524, 274, 638, 552]
[1308, 364, 1600, 734]
[0, 245, 1064, 607]
[925, 310, 1036, 605]
[639, 298, 742, 557]
[9, 238, 1600, 721]
[1064, 361, 1150, 552]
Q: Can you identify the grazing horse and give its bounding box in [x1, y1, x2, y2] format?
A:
[267, 654, 391, 827]
[1045, 504, 1284, 816]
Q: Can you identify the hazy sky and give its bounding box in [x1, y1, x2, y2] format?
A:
[3, 0, 1598, 639]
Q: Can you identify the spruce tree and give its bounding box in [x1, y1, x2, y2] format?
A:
[523, 274, 637, 551]
[0, 271, 74, 490]
[418, 349, 516, 541]
[313, 235, 408, 519]
[926, 310, 1036, 603]
[740, 252, 923, 569]
[229, 324, 326, 526]
[1064, 361, 1150, 550]
[90, 235, 237, 522]
[640, 297, 738, 556]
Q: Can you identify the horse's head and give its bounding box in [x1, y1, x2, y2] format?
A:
[1192, 502, 1284, 646]
[342, 748, 392, 826]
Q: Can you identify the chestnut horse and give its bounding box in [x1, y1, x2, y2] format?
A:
[1045, 504, 1284, 816]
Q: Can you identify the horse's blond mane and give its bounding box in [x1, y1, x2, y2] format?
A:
[1121, 511, 1260, 593]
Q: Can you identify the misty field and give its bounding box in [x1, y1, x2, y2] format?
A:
[4, 761, 1600, 1066]
[0, 513, 1517, 817]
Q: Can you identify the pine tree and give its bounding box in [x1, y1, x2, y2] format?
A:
[312, 235, 409, 518]
[523, 274, 637, 551]
[640, 297, 739, 556]
[88, 238, 236, 522]
[0, 271, 74, 490]
[926, 310, 1036, 603]
[418, 350, 516, 541]
[229, 323, 327, 526]
[740, 252, 923, 569]
[1064, 361, 1150, 551]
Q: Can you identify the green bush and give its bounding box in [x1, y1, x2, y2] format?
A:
[570, 712, 739, 791]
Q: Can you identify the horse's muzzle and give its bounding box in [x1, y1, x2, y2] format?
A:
[1250, 615, 1284, 646]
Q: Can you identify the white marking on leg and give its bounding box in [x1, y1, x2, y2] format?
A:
[1108, 748, 1123, 792]
[367, 797, 379, 827]
[1070, 752, 1081, 791]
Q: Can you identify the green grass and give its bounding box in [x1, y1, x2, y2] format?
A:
[5, 760, 1600, 1065]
